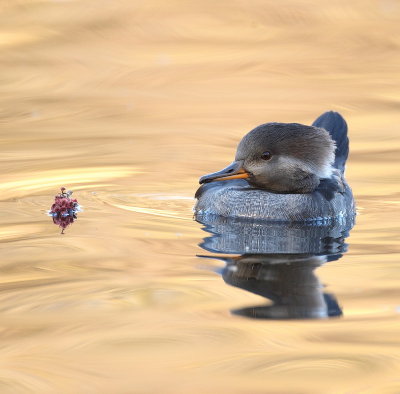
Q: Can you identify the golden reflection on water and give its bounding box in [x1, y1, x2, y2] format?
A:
[1, 0, 400, 393]
[1, 166, 140, 199]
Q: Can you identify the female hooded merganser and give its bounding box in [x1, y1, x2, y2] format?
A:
[195, 111, 355, 222]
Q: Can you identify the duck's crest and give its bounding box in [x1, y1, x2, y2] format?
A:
[312, 111, 349, 173]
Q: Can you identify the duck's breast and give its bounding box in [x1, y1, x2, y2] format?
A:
[195, 180, 355, 222]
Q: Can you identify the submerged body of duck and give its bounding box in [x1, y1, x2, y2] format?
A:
[195, 111, 355, 222]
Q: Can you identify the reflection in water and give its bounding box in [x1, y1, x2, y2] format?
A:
[48, 187, 81, 234]
[221, 254, 342, 319]
[196, 214, 354, 319]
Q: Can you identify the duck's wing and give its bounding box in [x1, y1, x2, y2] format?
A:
[315, 170, 345, 201]
[312, 111, 349, 173]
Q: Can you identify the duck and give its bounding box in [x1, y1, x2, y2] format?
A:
[194, 111, 355, 222]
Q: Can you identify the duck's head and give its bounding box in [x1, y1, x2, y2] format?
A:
[199, 123, 335, 193]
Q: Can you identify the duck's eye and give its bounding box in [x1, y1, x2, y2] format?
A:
[261, 151, 272, 161]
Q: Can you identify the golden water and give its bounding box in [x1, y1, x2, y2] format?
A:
[1, 0, 399, 392]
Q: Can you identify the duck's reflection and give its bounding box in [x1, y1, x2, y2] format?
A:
[196, 214, 354, 320]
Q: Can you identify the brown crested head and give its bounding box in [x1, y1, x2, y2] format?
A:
[199, 122, 336, 193]
[235, 123, 335, 192]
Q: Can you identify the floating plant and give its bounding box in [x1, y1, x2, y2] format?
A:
[48, 187, 81, 234]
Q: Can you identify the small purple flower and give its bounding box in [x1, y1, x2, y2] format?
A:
[49, 187, 81, 234]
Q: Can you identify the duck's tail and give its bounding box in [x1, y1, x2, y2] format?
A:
[312, 111, 349, 173]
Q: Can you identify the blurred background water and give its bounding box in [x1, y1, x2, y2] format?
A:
[0, 0, 399, 393]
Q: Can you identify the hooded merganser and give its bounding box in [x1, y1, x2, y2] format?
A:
[195, 111, 355, 222]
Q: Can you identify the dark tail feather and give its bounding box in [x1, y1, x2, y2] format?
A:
[312, 111, 349, 173]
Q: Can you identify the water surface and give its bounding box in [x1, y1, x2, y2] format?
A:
[1, 1, 399, 393]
